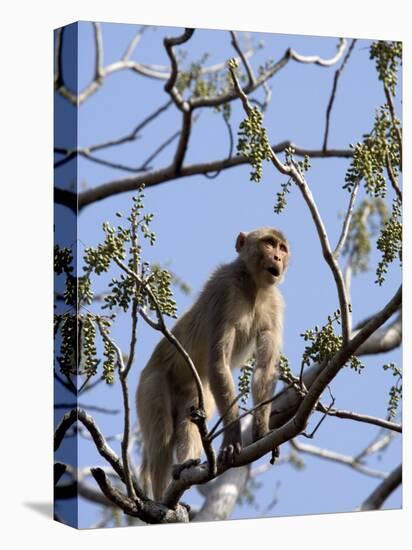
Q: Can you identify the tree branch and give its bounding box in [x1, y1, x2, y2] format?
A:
[291, 440, 387, 479]
[323, 39, 357, 150]
[359, 463, 402, 511]
[333, 179, 360, 258]
[55, 142, 353, 211]
[164, 27, 195, 110]
[290, 38, 348, 66]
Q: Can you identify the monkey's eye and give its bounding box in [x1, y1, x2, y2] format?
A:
[280, 243, 288, 253]
[264, 238, 276, 247]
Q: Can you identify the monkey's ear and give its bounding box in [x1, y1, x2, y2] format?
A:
[235, 232, 248, 252]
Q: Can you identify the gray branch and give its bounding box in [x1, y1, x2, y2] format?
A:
[359, 463, 402, 511]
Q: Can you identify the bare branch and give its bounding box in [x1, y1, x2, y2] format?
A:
[333, 179, 360, 258]
[95, 319, 137, 500]
[355, 432, 396, 461]
[54, 408, 145, 500]
[56, 142, 353, 211]
[359, 463, 402, 510]
[164, 28, 195, 110]
[318, 406, 402, 433]
[291, 440, 387, 479]
[90, 467, 190, 523]
[122, 26, 146, 61]
[93, 22, 104, 81]
[355, 312, 401, 355]
[191, 49, 291, 110]
[323, 39, 357, 150]
[290, 38, 348, 67]
[54, 28, 63, 88]
[230, 31, 255, 87]
[173, 110, 193, 172]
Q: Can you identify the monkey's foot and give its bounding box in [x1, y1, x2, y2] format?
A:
[172, 458, 201, 480]
[270, 446, 280, 465]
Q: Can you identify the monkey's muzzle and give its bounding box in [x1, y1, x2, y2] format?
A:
[267, 266, 280, 277]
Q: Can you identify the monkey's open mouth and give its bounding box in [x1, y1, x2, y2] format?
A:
[267, 267, 279, 277]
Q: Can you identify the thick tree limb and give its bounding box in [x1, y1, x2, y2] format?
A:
[355, 313, 401, 355]
[359, 463, 402, 510]
[54, 142, 353, 211]
[193, 466, 250, 522]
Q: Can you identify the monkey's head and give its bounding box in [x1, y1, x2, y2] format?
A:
[235, 227, 289, 286]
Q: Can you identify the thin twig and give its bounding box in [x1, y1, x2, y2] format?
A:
[316, 405, 402, 433]
[355, 431, 396, 462]
[290, 38, 348, 67]
[230, 31, 255, 87]
[122, 26, 146, 61]
[95, 319, 137, 500]
[323, 39, 357, 150]
[93, 22, 104, 81]
[333, 179, 360, 258]
[302, 396, 335, 439]
[207, 392, 246, 439]
[291, 440, 387, 479]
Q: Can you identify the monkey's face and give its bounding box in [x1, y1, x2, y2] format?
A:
[236, 228, 289, 286]
[258, 233, 289, 285]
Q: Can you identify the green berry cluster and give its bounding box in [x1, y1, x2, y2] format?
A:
[383, 362, 402, 420]
[370, 41, 402, 96]
[99, 317, 117, 384]
[54, 185, 179, 385]
[54, 245, 73, 275]
[238, 358, 255, 405]
[301, 309, 364, 374]
[344, 106, 400, 198]
[376, 197, 402, 285]
[81, 314, 99, 377]
[237, 106, 272, 182]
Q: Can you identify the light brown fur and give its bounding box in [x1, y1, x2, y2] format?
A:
[137, 228, 289, 500]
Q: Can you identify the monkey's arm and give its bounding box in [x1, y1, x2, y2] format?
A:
[252, 329, 280, 441]
[208, 327, 242, 464]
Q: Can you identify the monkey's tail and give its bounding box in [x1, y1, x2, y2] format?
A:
[137, 368, 174, 501]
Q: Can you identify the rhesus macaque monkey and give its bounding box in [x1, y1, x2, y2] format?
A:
[137, 227, 289, 500]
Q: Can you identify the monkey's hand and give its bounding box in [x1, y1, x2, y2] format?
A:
[218, 422, 242, 466]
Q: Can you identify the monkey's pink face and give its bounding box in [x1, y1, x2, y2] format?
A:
[259, 235, 289, 284]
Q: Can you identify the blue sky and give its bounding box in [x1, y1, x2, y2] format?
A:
[54, 21, 402, 528]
